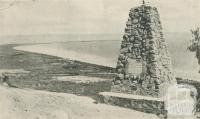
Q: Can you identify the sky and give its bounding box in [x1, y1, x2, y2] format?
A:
[0, 0, 200, 35]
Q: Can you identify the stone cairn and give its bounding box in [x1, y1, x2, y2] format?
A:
[112, 5, 177, 97]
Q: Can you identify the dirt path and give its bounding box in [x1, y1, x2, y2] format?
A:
[0, 85, 159, 119]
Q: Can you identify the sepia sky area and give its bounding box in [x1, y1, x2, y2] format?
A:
[0, 0, 200, 35]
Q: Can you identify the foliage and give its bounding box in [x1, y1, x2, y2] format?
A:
[188, 27, 200, 52]
[188, 27, 200, 66]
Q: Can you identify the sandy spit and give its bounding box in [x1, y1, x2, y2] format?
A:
[14, 45, 116, 68]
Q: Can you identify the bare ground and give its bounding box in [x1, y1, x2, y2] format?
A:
[0, 85, 159, 119]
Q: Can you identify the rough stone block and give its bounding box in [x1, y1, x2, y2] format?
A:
[98, 92, 165, 115]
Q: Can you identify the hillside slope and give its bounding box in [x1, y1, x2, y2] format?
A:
[0, 85, 159, 119]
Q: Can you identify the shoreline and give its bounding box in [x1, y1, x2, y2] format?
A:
[13, 43, 200, 81]
[14, 44, 117, 68]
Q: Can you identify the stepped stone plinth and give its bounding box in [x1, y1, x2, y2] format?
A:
[99, 92, 165, 116]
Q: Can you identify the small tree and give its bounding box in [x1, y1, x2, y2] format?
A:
[188, 27, 200, 51]
[188, 27, 200, 68]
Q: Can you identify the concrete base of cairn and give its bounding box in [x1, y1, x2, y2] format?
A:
[98, 92, 166, 117]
